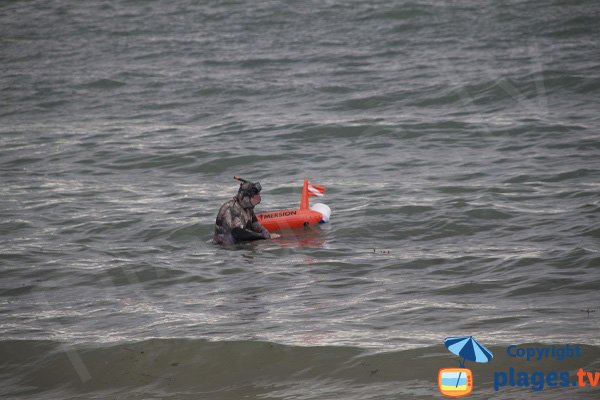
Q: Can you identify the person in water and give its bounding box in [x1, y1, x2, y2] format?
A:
[213, 177, 280, 245]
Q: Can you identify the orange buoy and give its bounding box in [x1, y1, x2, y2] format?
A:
[256, 179, 331, 232]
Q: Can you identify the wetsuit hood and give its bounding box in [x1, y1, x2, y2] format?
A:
[236, 181, 260, 209]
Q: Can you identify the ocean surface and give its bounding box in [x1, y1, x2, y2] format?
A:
[1, 0, 599, 398]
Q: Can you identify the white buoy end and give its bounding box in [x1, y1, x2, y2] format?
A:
[310, 203, 331, 223]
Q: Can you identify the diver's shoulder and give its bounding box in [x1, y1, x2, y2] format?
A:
[221, 198, 243, 211]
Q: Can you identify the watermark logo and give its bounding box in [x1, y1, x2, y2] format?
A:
[438, 368, 473, 398]
[438, 336, 493, 398]
[494, 344, 599, 392]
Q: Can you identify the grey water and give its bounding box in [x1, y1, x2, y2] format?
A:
[1, 0, 599, 399]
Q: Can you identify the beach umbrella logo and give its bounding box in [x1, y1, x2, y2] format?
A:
[438, 336, 493, 398]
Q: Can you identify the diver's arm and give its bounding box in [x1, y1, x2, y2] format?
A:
[231, 227, 268, 241]
[250, 221, 271, 239]
[221, 207, 265, 242]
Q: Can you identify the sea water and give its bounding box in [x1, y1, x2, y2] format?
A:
[1, 1, 599, 398]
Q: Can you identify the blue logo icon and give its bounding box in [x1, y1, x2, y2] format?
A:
[439, 336, 493, 397]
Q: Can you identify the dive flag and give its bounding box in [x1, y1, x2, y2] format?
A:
[308, 182, 325, 197]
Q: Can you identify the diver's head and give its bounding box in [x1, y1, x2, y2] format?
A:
[236, 180, 262, 209]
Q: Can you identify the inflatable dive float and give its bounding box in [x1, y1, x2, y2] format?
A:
[257, 179, 331, 231]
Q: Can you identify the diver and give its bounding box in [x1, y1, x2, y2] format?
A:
[213, 176, 280, 245]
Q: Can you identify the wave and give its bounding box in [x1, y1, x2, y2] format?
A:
[2, 339, 599, 400]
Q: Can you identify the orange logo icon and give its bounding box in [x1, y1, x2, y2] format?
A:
[438, 368, 473, 397]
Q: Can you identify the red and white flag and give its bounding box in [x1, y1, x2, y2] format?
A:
[308, 182, 325, 197]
